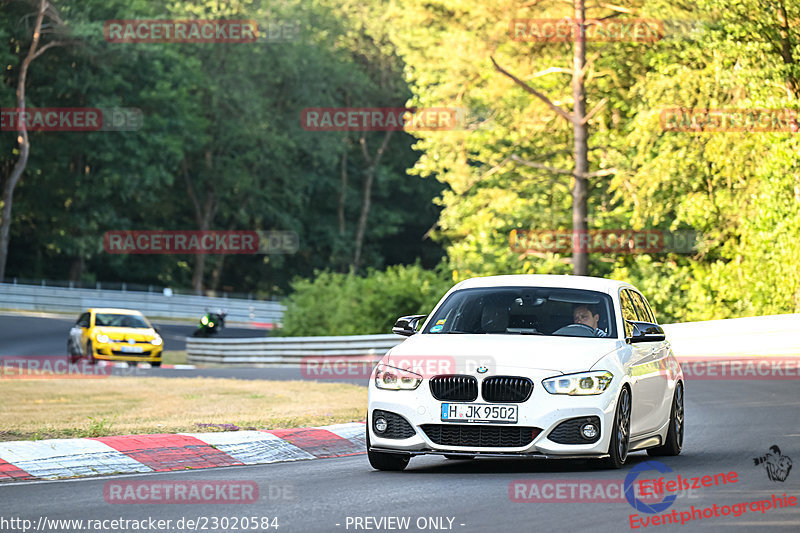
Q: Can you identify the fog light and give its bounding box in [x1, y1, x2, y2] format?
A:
[374, 417, 388, 433]
[581, 423, 598, 439]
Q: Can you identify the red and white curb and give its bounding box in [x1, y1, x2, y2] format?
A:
[0, 422, 365, 482]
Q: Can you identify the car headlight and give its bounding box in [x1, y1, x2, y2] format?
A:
[150, 336, 163, 346]
[542, 370, 613, 395]
[96, 334, 109, 343]
[374, 364, 422, 390]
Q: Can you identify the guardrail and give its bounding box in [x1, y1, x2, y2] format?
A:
[186, 334, 401, 364]
[186, 313, 800, 366]
[661, 313, 800, 357]
[0, 282, 284, 325]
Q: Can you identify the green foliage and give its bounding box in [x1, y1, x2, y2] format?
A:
[84, 415, 116, 437]
[2, 0, 798, 323]
[1, 0, 444, 293]
[279, 263, 452, 336]
[379, 0, 800, 321]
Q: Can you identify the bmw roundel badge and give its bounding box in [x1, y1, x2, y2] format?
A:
[477, 366, 488, 374]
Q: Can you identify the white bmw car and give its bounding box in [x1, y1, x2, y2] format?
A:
[367, 275, 684, 471]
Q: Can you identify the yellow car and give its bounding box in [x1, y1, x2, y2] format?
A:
[67, 308, 163, 366]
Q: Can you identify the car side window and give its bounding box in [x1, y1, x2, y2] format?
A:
[630, 291, 654, 323]
[620, 290, 638, 337]
[640, 294, 658, 324]
[77, 312, 90, 328]
[620, 290, 637, 322]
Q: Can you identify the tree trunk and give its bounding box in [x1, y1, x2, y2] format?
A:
[776, 0, 799, 99]
[0, 0, 59, 281]
[182, 155, 217, 293]
[210, 254, 225, 292]
[353, 131, 393, 273]
[571, 0, 589, 276]
[338, 142, 348, 238]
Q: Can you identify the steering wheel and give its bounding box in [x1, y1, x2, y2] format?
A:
[552, 323, 597, 337]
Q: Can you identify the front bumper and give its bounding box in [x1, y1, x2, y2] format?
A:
[92, 343, 163, 362]
[368, 375, 618, 456]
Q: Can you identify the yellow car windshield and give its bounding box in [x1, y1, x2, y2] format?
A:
[94, 313, 149, 328]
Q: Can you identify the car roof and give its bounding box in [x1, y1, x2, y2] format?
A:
[452, 274, 631, 295]
[87, 308, 145, 315]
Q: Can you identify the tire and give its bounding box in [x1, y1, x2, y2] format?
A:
[602, 386, 631, 469]
[84, 341, 96, 365]
[151, 361, 162, 368]
[67, 340, 80, 363]
[444, 455, 475, 460]
[647, 382, 684, 457]
[366, 426, 410, 471]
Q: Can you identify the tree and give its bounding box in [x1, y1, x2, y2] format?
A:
[0, 0, 66, 280]
[378, 0, 648, 279]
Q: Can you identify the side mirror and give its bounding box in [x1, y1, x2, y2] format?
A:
[392, 315, 427, 337]
[626, 320, 666, 343]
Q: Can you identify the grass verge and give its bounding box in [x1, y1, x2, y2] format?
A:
[0, 377, 366, 442]
[161, 350, 188, 365]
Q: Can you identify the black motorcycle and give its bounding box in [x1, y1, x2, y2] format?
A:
[192, 310, 226, 337]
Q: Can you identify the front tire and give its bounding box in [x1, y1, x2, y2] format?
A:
[68, 340, 80, 363]
[84, 341, 96, 365]
[647, 382, 684, 457]
[366, 427, 410, 471]
[602, 386, 631, 469]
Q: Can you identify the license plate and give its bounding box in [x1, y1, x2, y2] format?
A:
[120, 345, 144, 353]
[441, 403, 518, 423]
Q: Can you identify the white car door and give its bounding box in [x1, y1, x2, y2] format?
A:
[632, 292, 673, 430]
[627, 290, 671, 436]
[621, 289, 661, 437]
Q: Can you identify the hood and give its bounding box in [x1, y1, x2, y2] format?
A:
[93, 326, 157, 341]
[384, 333, 622, 375]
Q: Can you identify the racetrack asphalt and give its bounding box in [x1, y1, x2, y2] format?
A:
[1, 377, 798, 531]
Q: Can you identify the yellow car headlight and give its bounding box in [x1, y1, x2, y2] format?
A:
[151, 336, 163, 346]
[96, 334, 109, 343]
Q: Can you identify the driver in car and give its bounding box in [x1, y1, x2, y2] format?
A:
[572, 304, 608, 337]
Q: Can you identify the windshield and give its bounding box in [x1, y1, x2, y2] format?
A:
[94, 313, 150, 329]
[423, 287, 617, 338]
